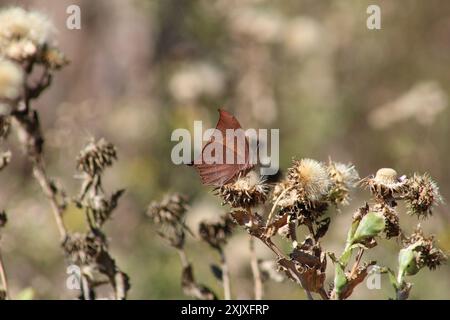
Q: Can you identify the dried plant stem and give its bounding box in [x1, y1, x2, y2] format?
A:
[248, 208, 315, 300]
[249, 236, 263, 300]
[0, 250, 9, 300]
[80, 274, 92, 300]
[219, 248, 231, 300]
[32, 162, 67, 240]
[350, 248, 364, 278]
[12, 116, 97, 298]
[177, 248, 189, 267]
[12, 116, 68, 241]
[266, 186, 293, 227]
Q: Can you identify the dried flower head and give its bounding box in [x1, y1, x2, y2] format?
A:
[198, 214, 235, 251]
[147, 193, 190, 248]
[0, 7, 55, 61]
[362, 168, 407, 201]
[287, 158, 331, 202]
[147, 193, 189, 226]
[373, 203, 400, 239]
[216, 171, 269, 208]
[405, 173, 443, 218]
[63, 232, 105, 266]
[0, 58, 23, 104]
[77, 138, 117, 176]
[327, 161, 359, 206]
[87, 189, 125, 227]
[398, 226, 447, 280]
[272, 179, 328, 227]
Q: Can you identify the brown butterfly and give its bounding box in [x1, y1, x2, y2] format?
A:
[191, 109, 254, 186]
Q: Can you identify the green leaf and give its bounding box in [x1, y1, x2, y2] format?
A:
[339, 246, 353, 266]
[346, 220, 360, 245]
[351, 212, 385, 243]
[398, 247, 420, 280]
[334, 263, 347, 298]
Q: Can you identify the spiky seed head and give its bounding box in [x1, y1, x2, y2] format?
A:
[217, 171, 269, 208]
[405, 173, 443, 218]
[287, 158, 331, 202]
[63, 232, 104, 266]
[198, 214, 234, 250]
[373, 203, 400, 239]
[327, 161, 359, 206]
[399, 225, 447, 276]
[147, 193, 189, 226]
[77, 138, 117, 177]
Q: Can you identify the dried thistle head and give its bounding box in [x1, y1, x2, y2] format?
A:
[77, 138, 117, 177]
[147, 193, 190, 248]
[287, 158, 331, 202]
[147, 193, 189, 226]
[63, 232, 105, 266]
[398, 226, 447, 282]
[362, 168, 407, 202]
[198, 214, 235, 251]
[87, 189, 125, 227]
[216, 171, 269, 208]
[0, 7, 55, 62]
[373, 203, 400, 239]
[272, 179, 328, 229]
[327, 161, 359, 206]
[405, 173, 443, 218]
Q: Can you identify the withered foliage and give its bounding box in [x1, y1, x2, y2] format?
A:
[0, 7, 128, 300]
[66, 139, 129, 300]
[150, 161, 446, 300]
[148, 194, 217, 300]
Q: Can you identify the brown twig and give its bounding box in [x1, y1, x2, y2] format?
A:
[246, 207, 315, 300]
[350, 248, 364, 278]
[249, 236, 263, 300]
[0, 250, 9, 300]
[219, 248, 231, 300]
[32, 161, 67, 240]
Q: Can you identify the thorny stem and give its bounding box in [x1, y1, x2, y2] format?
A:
[265, 186, 293, 227]
[249, 236, 263, 300]
[0, 250, 9, 300]
[219, 248, 231, 300]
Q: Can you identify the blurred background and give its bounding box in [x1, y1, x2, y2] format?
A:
[0, 0, 449, 299]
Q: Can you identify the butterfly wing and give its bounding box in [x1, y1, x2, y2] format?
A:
[193, 109, 254, 186]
